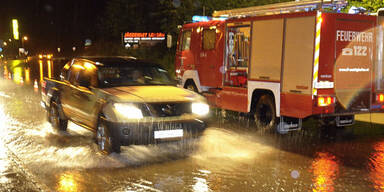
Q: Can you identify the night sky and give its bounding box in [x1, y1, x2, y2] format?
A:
[0, 0, 106, 55]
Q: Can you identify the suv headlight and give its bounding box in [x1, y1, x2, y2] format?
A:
[114, 103, 143, 119]
[192, 102, 209, 116]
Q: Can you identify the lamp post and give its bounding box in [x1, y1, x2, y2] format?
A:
[21, 36, 28, 48]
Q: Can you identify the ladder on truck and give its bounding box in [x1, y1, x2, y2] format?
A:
[212, 0, 347, 18]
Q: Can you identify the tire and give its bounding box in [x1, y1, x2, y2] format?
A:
[50, 101, 68, 131]
[253, 95, 277, 130]
[96, 116, 120, 154]
[184, 80, 198, 93]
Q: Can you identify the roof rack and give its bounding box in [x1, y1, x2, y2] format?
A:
[212, 0, 347, 18]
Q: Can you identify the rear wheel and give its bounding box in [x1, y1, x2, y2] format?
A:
[50, 101, 68, 131]
[96, 116, 120, 154]
[253, 95, 277, 130]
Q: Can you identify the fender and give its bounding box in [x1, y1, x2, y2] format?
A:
[182, 70, 202, 92]
[248, 81, 281, 117]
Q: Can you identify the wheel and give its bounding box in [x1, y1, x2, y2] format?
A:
[184, 81, 198, 93]
[253, 95, 277, 130]
[96, 116, 120, 154]
[50, 101, 68, 131]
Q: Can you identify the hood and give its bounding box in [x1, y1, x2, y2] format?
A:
[102, 86, 205, 103]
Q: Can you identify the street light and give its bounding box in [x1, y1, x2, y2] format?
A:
[22, 36, 28, 48]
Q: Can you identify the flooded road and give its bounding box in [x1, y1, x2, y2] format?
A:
[0, 61, 384, 191]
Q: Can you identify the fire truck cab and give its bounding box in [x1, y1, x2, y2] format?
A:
[175, 0, 384, 132]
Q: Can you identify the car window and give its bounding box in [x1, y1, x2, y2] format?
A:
[68, 64, 82, 85]
[203, 29, 216, 50]
[98, 65, 174, 88]
[181, 30, 192, 51]
[78, 65, 98, 87]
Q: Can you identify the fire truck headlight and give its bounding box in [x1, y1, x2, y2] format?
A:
[192, 102, 209, 116]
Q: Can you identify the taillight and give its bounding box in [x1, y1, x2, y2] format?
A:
[317, 96, 335, 107]
[377, 93, 384, 103]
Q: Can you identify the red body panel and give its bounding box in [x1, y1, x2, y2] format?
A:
[217, 87, 248, 112]
[280, 93, 314, 118]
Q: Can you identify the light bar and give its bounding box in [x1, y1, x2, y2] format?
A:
[213, 0, 347, 18]
[192, 15, 211, 22]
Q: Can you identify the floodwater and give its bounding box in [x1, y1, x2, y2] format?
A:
[0, 59, 383, 191]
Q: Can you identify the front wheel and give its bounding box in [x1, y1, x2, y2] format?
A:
[96, 116, 120, 154]
[253, 95, 277, 130]
[50, 101, 68, 131]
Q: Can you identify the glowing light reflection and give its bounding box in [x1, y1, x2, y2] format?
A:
[25, 68, 30, 83]
[369, 141, 384, 192]
[311, 152, 339, 192]
[39, 60, 43, 82]
[13, 67, 23, 84]
[47, 60, 52, 79]
[3, 66, 8, 79]
[193, 177, 209, 192]
[57, 172, 78, 192]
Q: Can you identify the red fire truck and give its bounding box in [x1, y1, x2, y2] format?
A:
[175, 0, 384, 132]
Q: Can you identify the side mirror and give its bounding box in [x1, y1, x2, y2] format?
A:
[167, 34, 172, 48]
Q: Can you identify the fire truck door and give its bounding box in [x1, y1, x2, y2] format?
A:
[175, 30, 194, 73]
[198, 27, 222, 87]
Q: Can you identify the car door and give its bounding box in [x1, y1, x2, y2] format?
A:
[60, 62, 81, 120]
[72, 62, 99, 129]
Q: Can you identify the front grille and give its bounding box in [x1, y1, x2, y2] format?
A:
[147, 102, 192, 117]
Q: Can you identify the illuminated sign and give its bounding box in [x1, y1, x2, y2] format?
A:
[124, 32, 165, 43]
[12, 19, 19, 40]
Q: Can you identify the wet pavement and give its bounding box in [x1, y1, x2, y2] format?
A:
[0, 60, 384, 191]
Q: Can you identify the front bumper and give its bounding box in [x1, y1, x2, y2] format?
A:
[105, 119, 206, 146]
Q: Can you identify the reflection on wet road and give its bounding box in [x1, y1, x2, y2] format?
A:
[0, 76, 384, 191]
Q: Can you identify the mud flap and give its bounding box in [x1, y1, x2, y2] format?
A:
[336, 115, 354, 127]
[277, 116, 302, 134]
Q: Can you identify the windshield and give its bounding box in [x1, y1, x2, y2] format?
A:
[98, 65, 174, 87]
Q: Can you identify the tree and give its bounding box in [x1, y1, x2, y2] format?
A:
[347, 0, 384, 13]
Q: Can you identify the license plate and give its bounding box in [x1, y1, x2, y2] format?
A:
[154, 129, 183, 139]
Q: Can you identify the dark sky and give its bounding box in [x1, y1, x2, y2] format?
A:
[0, 0, 105, 55]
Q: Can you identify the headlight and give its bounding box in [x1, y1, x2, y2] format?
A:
[114, 103, 143, 119]
[192, 102, 209, 116]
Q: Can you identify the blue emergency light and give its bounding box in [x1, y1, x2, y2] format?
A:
[192, 15, 211, 22]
